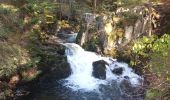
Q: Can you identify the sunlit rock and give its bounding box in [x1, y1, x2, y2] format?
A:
[124, 25, 133, 42]
[134, 19, 143, 37]
[104, 21, 113, 34]
[9, 74, 20, 88]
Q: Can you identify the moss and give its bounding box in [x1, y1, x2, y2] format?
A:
[122, 11, 141, 25]
[146, 89, 161, 100]
[83, 35, 103, 53]
[104, 48, 117, 58]
[0, 42, 31, 78]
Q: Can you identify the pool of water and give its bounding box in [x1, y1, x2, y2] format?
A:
[18, 79, 144, 100]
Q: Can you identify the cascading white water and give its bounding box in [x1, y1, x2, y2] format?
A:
[63, 43, 143, 91]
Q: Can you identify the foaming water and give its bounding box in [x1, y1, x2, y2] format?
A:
[63, 43, 143, 91]
[20, 43, 144, 100]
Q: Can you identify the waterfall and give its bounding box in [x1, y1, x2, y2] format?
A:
[62, 43, 143, 91]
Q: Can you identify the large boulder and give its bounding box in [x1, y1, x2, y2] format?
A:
[111, 67, 123, 76]
[92, 60, 108, 80]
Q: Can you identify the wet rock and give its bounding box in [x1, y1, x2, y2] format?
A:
[33, 42, 71, 82]
[92, 60, 108, 80]
[120, 79, 145, 100]
[76, 24, 86, 46]
[40, 60, 71, 82]
[52, 61, 71, 79]
[112, 67, 123, 75]
[57, 31, 78, 43]
[124, 76, 130, 79]
[14, 88, 30, 97]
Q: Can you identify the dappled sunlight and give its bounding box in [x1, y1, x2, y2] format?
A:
[0, 3, 19, 12]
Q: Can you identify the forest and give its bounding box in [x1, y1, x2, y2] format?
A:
[0, 0, 170, 100]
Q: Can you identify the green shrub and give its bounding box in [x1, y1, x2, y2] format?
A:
[132, 34, 170, 99]
[133, 34, 170, 57]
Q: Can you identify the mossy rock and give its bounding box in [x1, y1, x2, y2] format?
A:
[39, 60, 71, 81]
[21, 68, 42, 82]
[83, 35, 103, 53]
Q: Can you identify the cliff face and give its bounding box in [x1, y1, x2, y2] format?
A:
[76, 4, 161, 55]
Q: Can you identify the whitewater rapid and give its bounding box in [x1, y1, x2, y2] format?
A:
[62, 43, 143, 91]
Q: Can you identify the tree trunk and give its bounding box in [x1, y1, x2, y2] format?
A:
[94, 0, 97, 12]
